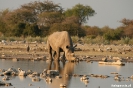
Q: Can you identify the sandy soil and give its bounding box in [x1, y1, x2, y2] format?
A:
[0, 42, 133, 62]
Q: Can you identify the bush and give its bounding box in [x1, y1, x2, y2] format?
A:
[71, 36, 79, 43]
[82, 36, 92, 44]
[0, 36, 7, 41]
[122, 37, 130, 44]
[0, 36, 133, 45]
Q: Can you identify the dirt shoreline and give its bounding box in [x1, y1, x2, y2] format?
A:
[0, 43, 133, 62]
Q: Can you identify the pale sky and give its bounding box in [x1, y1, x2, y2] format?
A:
[0, 0, 133, 28]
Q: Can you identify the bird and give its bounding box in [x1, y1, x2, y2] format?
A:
[27, 45, 30, 52]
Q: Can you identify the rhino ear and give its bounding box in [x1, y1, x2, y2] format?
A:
[66, 45, 69, 49]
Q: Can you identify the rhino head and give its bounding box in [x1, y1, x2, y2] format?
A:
[65, 44, 77, 61]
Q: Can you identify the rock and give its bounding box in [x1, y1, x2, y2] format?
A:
[106, 47, 112, 51]
[55, 76, 62, 79]
[45, 77, 52, 84]
[60, 84, 66, 88]
[29, 83, 32, 86]
[12, 58, 19, 61]
[101, 57, 108, 62]
[40, 73, 46, 78]
[130, 75, 133, 79]
[32, 77, 41, 82]
[32, 72, 40, 76]
[0, 81, 12, 86]
[2, 76, 10, 81]
[111, 72, 118, 74]
[19, 70, 27, 76]
[0, 69, 5, 72]
[3, 71, 12, 75]
[5, 83, 12, 86]
[112, 57, 122, 60]
[47, 70, 59, 76]
[114, 76, 121, 81]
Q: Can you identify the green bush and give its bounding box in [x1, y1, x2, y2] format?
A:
[122, 37, 130, 44]
[71, 36, 79, 43]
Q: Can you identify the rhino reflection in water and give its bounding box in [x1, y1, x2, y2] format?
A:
[47, 31, 77, 61]
[47, 61, 75, 88]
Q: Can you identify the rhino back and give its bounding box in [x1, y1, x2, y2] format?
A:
[47, 31, 73, 51]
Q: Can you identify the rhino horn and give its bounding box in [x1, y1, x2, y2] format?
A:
[73, 44, 77, 48]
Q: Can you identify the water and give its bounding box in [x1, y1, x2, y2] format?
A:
[0, 59, 133, 88]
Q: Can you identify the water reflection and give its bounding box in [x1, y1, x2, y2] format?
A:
[47, 61, 75, 88]
[98, 64, 122, 71]
[18, 75, 26, 81]
[0, 60, 133, 88]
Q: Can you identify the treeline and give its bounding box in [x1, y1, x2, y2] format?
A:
[0, 0, 95, 37]
[0, 0, 133, 42]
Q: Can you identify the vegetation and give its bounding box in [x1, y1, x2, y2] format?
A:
[0, 0, 133, 44]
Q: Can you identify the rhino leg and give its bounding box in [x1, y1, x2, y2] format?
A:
[54, 48, 60, 61]
[62, 52, 66, 61]
[54, 60, 60, 70]
[47, 43, 52, 60]
[52, 50, 58, 60]
[47, 60, 52, 70]
[53, 51, 56, 58]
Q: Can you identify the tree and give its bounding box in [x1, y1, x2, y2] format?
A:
[64, 4, 95, 36]
[0, 9, 10, 36]
[33, 0, 63, 26]
[0, 19, 7, 36]
[0, 0, 63, 37]
[120, 18, 133, 38]
[13, 22, 26, 37]
[61, 16, 80, 36]
[123, 25, 133, 38]
[23, 23, 41, 37]
[85, 26, 100, 37]
[103, 29, 122, 41]
[0, 1, 96, 37]
[38, 11, 62, 27]
[64, 4, 95, 26]
[115, 27, 124, 38]
[120, 18, 133, 27]
[101, 26, 112, 36]
[20, 0, 63, 34]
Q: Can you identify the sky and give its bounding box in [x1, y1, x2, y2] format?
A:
[0, 0, 133, 28]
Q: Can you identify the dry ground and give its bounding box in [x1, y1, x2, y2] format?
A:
[0, 42, 133, 61]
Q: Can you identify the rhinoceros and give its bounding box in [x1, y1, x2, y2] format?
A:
[47, 31, 77, 61]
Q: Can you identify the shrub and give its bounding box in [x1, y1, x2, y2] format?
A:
[71, 36, 79, 43]
[122, 37, 130, 44]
